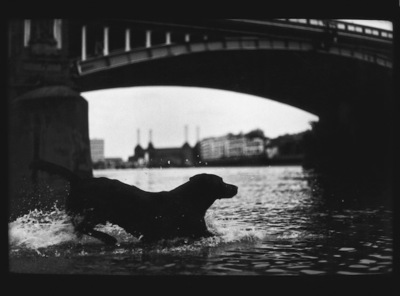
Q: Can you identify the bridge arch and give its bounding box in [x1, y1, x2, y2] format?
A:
[77, 36, 391, 77]
[73, 18, 392, 117]
[76, 45, 391, 117]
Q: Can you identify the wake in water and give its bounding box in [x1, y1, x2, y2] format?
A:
[9, 205, 267, 254]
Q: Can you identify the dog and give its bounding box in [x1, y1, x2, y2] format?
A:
[30, 160, 238, 245]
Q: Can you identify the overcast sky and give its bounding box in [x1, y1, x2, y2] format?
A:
[83, 20, 392, 160]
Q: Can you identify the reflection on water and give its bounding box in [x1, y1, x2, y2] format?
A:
[9, 166, 393, 275]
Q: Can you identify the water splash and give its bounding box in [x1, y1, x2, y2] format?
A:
[9, 205, 77, 250]
[9, 206, 265, 254]
[206, 211, 266, 243]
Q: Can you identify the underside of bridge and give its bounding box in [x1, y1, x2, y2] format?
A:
[77, 50, 392, 117]
[77, 50, 393, 204]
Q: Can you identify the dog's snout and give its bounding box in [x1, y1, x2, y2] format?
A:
[222, 184, 238, 198]
[229, 184, 238, 194]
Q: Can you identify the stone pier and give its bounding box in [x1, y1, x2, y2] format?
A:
[8, 86, 92, 220]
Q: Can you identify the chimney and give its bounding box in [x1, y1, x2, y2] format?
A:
[184, 125, 188, 143]
[196, 126, 200, 142]
[149, 129, 153, 143]
[137, 129, 140, 146]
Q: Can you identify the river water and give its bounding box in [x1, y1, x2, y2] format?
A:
[9, 166, 393, 275]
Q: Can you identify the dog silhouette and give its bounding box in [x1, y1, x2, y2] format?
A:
[30, 160, 238, 245]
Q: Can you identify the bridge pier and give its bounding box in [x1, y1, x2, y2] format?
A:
[303, 88, 393, 205]
[8, 86, 93, 220]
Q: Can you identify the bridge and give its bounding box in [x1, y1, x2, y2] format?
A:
[72, 18, 393, 116]
[77, 19, 392, 76]
[8, 19, 394, 217]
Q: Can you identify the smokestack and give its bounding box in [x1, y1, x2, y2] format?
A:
[137, 129, 140, 145]
[196, 126, 200, 142]
[184, 125, 188, 143]
[149, 129, 153, 143]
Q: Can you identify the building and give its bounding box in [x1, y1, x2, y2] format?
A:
[129, 142, 196, 168]
[90, 139, 105, 163]
[147, 142, 194, 168]
[128, 128, 197, 168]
[128, 128, 307, 167]
[104, 157, 124, 169]
[200, 131, 267, 165]
[200, 137, 226, 160]
[128, 129, 147, 167]
[244, 138, 265, 156]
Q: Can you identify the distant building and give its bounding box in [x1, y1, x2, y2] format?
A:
[128, 129, 147, 167]
[90, 139, 105, 163]
[128, 127, 197, 168]
[104, 157, 124, 169]
[200, 137, 226, 160]
[147, 142, 194, 168]
[128, 128, 305, 167]
[200, 131, 267, 164]
[129, 142, 196, 168]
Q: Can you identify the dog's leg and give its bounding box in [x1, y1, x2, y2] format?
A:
[202, 230, 215, 238]
[74, 222, 118, 245]
[187, 217, 215, 239]
[82, 229, 118, 246]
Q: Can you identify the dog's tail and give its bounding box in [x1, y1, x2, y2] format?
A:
[30, 160, 82, 184]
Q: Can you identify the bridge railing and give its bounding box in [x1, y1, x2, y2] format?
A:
[276, 19, 393, 40]
[76, 19, 393, 75]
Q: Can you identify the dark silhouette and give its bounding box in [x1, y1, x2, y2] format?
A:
[30, 160, 238, 245]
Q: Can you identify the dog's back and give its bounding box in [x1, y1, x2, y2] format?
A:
[30, 159, 157, 216]
[67, 176, 154, 213]
[30, 160, 81, 184]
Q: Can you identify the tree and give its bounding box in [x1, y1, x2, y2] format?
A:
[245, 129, 265, 139]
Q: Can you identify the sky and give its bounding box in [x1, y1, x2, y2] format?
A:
[83, 20, 392, 161]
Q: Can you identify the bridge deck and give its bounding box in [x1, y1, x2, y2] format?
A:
[78, 36, 392, 76]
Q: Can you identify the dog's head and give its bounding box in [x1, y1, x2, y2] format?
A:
[189, 174, 238, 200]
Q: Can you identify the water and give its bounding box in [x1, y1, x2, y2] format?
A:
[9, 166, 393, 275]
